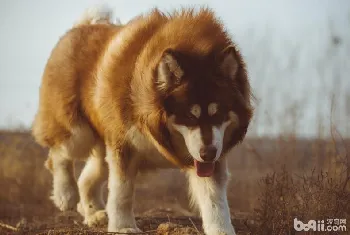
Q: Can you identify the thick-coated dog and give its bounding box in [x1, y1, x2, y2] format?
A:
[32, 5, 253, 235]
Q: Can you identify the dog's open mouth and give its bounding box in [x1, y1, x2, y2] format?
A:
[194, 160, 215, 177]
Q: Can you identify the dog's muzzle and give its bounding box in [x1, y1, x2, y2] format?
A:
[199, 145, 217, 162]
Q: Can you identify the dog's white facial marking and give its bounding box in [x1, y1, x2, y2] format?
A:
[171, 111, 239, 162]
[172, 124, 204, 162]
[211, 111, 239, 160]
[228, 111, 239, 127]
[208, 102, 218, 116]
[190, 104, 201, 119]
[212, 121, 231, 160]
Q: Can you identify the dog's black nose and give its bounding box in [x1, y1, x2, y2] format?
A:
[199, 145, 217, 161]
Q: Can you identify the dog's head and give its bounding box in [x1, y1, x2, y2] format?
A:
[155, 46, 253, 176]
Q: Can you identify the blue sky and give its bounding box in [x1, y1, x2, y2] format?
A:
[0, 0, 349, 137]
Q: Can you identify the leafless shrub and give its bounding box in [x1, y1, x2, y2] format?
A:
[249, 138, 350, 235]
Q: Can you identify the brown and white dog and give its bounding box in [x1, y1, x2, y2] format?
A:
[32, 5, 253, 235]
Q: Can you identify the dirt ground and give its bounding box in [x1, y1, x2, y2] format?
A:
[0, 131, 349, 234]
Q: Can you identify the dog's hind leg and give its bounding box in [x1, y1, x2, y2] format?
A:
[45, 124, 96, 212]
[187, 158, 236, 235]
[46, 148, 79, 211]
[77, 140, 108, 227]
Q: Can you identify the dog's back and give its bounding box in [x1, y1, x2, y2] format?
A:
[32, 9, 169, 148]
[32, 17, 120, 148]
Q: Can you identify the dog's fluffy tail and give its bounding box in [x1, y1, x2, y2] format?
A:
[73, 4, 121, 27]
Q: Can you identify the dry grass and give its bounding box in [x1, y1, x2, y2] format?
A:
[246, 124, 350, 234]
[249, 164, 350, 234]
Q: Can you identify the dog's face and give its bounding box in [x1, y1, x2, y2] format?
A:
[155, 46, 251, 176]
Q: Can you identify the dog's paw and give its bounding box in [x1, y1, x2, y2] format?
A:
[115, 227, 143, 233]
[77, 202, 85, 216]
[51, 185, 79, 211]
[84, 210, 108, 227]
[108, 224, 142, 233]
[204, 225, 236, 235]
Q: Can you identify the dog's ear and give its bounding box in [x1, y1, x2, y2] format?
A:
[156, 49, 184, 92]
[219, 45, 239, 80]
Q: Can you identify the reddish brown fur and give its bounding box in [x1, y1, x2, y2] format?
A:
[32, 8, 253, 168]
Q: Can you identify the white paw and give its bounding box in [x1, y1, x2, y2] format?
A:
[115, 227, 142, 233]
[84, 210, 108, 227]
[77, 202, 85, 216]
[51, 185, 79, 211]
[204, 225, 236, 235]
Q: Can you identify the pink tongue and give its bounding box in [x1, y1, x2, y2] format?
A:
[194, 160, 215, 177]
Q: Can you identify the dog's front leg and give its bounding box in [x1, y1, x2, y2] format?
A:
[187, 159, 236, 235]
[105, 146, 141, 233]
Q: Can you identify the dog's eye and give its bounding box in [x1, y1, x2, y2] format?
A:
[185, 112, 199, 126]
[210, 111, 218, 117]
[187, 113, 197, 120]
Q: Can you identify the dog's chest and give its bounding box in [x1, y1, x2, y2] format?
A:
[127, 126, 175, 168]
